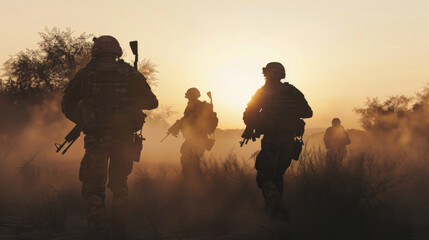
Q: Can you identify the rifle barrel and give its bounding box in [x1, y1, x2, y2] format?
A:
[160, 134, 170, 143]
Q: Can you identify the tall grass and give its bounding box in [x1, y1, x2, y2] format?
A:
[126, 148, 413, 239]
[0, 147, 420, 239]
[285, 147, 411, 239]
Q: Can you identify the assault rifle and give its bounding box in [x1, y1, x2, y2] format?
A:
[55, 126, 81, 155]
[160, 91, 214, 142]
[160, 119, 182, 142]
[239, 126, 261, 147]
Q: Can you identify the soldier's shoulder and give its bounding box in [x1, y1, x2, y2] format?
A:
[197, 100, 209, 108]
[283, 82, 299, 91]
[75, 59, 99, 74]
[283, 82, 304, 97]
[71, 66, 90, 80]
[249, 87, 268, 101]
[78, 60, 96, 73]
[118, 59, 135, 73]
[118, 59, 133, 68]
[118, 60, 147, 80]
[254, 86, 266, 95]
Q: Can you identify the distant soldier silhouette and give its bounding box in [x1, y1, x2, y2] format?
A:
[61, 36, 158, 239]
[243, 62, 313, 221]
[323, 118, 351, 167]
[164, 88, 218, 180]
[411, 104, 429, 159]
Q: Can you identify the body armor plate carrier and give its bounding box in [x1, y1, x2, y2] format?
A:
[80, 61, 143, 133]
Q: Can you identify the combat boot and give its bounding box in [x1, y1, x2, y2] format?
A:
[270, 204, 289, 222]
[262, 181, 289, 222]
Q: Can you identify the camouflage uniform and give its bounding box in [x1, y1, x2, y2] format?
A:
[323, 120, 351, 168]
[243, 62, 312, 221]
[61, 38, 158, 235]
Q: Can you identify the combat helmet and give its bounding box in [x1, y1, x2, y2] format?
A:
[332, 118, 341, 125]
[263, 62, 286, 79]
[185, 88, 201, 99]
[92, 35, 122, 57]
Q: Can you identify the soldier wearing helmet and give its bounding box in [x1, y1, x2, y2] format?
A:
[91, 35, 123, 58]
[323, 118, 351, 168]
[243, 62, 312, 221]
[61, 35, 158, 239]
[164, 87, 218, 180]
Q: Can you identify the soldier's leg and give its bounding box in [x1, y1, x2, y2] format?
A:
[180, 140, 202, 180]
[338, 148, 347, 164]
[270, 155, 292, 221]
[255, 138, 282, 209]
[182, 151, 203, 180]
[108, 143, 134, 237]
[274, 141, 294, 196]
[326, 150, 335, 169]
[192, 145, 205, 178]
[79, 146, 109, 230]
[327, 149, 342, 171]
[180, 140, 191, 179]
[256, 137, 290, 221]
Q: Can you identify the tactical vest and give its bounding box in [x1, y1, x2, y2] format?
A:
[261, 83, 302, 136]
[79, 60, 141, 133]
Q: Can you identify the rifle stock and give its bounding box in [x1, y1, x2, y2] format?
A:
[239, 125, 260, 147]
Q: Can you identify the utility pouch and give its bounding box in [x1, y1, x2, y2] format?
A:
[131, 132, 144, 162]
[296, 119, 306, 137]
[291, 137, 303, 160]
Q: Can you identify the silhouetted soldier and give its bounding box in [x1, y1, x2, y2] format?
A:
[165, 88, 218, 180]
[243, 62, 313, 221]
[61, 36, 158, 239]
[323, 118, 351, 167]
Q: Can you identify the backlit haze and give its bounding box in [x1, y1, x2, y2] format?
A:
[1, 0, 428, 129]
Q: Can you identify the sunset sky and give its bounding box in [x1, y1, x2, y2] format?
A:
[1, 0, 428, 129]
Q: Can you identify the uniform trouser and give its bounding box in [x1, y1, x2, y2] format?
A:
[326, 148, 346, 170]
[255, 136, 293, 211]
[79, 137, 134, 231]
[180, 139, 206, 180]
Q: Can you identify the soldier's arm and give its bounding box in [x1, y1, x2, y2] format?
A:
[294, 88, 313, 118]
[183, 104, 192, 118]
[243, 89, 264, 126]
[323, 127, 331, 149]
[61, 69, 85, 123]
[132, 70, 159, 110]
[344, 129, 351, 145]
